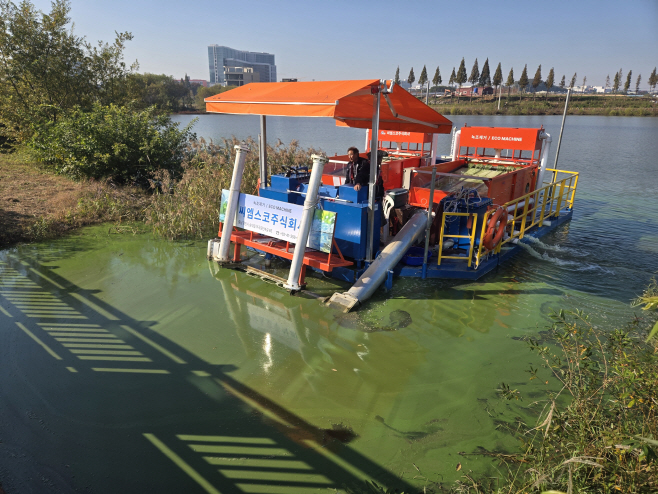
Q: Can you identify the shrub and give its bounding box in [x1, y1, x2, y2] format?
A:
[29, 103, 195, 183]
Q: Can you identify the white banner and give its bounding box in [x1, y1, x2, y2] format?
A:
[220, 191, 336, 253]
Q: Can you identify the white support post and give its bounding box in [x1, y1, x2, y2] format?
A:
[259, 115, 267, 187]
[284, 154, 328, 291]
[366, 86, 381, 263]
[216, 143, 250, 263]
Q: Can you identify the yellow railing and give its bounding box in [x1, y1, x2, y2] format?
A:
[466, 169, 579, 268]
[437, 212, 478, 267]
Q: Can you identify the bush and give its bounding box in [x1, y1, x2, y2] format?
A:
[29, 103, 195, 183]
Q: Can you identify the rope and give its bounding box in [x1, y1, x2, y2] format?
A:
[443, 187, 482, 222]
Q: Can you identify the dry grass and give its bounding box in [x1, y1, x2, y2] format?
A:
[0, 151, 149, 247]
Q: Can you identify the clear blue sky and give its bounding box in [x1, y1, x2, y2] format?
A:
[31, 0, 658, 89]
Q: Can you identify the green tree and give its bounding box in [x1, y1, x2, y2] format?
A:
[605, 74, 610, 92]
[468, 58, 479, 86]
[624, 69, 632, 93]
[479, 58, 491, 87]
[418, 65, 428, 102]
[519, 64, 529, 95]
[407, 67, 415, 88]
[0, 0, 135, 142]
[649, 67, 657, 92]
[505, 67, 514, 98]
[394, 66, 400, 85]
[432, 66, 441, 102]
[559, 75, 566, 90]
[613, 70, 621, 93]
[545, 67, 555, 98]
[492, 62, 503, 90]
[570, 72, 577, 89]
[456, 58, 467, 88]
[635, 73, 642, 94]
[531, 64, 542, 99]
[582, 76, 587, 93]
[449, 67, 456, 87]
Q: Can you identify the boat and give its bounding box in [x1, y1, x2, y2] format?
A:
[205, 80, 578, 312]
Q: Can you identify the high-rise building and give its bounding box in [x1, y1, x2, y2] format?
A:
[208, 45, 276, 86]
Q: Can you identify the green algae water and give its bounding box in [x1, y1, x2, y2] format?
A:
[1, 116, 657, 493]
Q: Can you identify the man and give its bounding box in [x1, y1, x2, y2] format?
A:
[345, 147, 370, 192]
[345, 147, 387, 199]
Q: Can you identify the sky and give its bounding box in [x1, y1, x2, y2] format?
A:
[29, 0, 658, 89]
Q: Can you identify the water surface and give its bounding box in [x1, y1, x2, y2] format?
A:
[1, 115, 656, 493]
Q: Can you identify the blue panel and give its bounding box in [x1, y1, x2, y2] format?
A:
[338, 185, 367, 204]
[270, 175, 299, 192]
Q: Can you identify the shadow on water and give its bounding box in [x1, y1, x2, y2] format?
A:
[0, 247, 415, 494]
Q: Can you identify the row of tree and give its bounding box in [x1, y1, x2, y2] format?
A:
[394, 60, 658, 96]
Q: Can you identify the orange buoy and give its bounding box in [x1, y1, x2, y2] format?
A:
[483, 208, 508, 251]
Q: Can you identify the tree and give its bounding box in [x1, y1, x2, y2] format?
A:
[582, 76, 587, 93]
[505, 67, 514, 98]
[545, 68, 554, 99]
[613, 70, 621, 93]
[570, 72, 577, 89]
[519, 65, 529, 96]
[0, 0, 135, 142]
[479, 58, 491, 87]
[449, 67, 456, 87]
[559, 75, 566, 90]
[394, 66, 400, 85]
[605, 75, 610, 93]
[469, 58, 479, 86]
[493, 62, 503, 90]
[635, 74, 642, 94]
[624, 70, 632, 93]
[649, 67, 657, 92]
[468, 58, 479, 101]
[432, 66, 441, 102]
[407, 67, 415, 88]
[418, 65, 428, 102]
[456, 58, 467, 88]
[531, 64, 542, 99]
[432, 66, 442, 88]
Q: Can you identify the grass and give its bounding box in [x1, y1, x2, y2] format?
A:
[430, 93, 658, 117]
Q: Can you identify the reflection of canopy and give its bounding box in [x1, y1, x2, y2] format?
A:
[205, 80, 453, 134]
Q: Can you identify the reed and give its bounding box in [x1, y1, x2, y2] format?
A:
[147, 137, 321, 239]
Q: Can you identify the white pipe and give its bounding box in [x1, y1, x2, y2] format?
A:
[259, 115, 267, 187]
[431, 133, 439, 164]
[451, 129, 461, 161]
[536, 132, 552, 188]
[366, 87, 381, 262]
[284, 154, 328, 291]
[344, 210, 429, 304]
[217, 143, 250, 263]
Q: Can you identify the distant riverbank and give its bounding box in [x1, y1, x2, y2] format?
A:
[429, 93, 657, 117]
[183, 93, 657, 118]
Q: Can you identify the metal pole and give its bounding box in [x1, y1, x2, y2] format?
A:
[498, 85, 502, 110]
[422, 167, 436, 279]
[553, 88, 571, 170]
[366, 85, 381, 263]
[259, 115, 267, 187]
[284, 154, 328, 292]
[217, 143, 250, 263]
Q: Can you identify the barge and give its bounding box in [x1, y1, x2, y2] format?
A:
[205, 80, 578, 311]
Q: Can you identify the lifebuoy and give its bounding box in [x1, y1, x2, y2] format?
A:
[483, 208, 508, 251]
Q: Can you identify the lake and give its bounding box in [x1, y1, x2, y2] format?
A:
[1, 114, 656, 493]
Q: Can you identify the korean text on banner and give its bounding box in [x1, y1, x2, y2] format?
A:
[220, 191, 336, 254]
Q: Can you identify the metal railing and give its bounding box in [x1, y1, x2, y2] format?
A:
[467, 169, 579, 268]
[420, 168, 578, 269]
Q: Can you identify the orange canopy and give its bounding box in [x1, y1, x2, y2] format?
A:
[205, 80, 453, 134]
